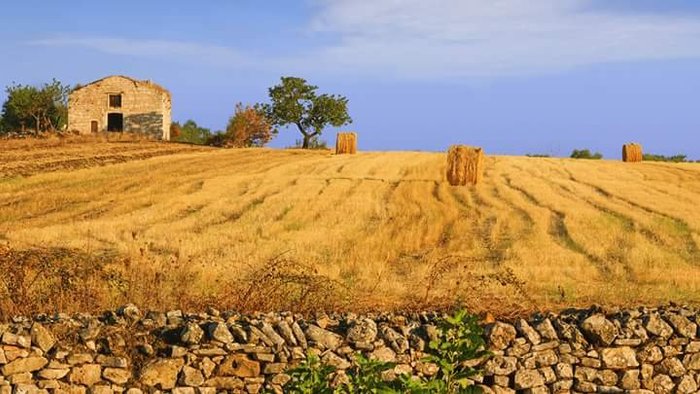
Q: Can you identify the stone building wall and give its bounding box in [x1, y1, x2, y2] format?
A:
[68, 76, 171, 140]
[0, 305, 699, 393]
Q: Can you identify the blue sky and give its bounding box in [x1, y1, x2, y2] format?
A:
[1, 0, 699, 158]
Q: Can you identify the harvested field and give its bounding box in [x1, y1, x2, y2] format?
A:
[0, 134, 210, 178]
[1, 141, 700, 316]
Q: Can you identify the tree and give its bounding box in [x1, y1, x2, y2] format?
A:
[223, 103, 276, 148]
[1, 79, 69, 135]
[262, 77, 351, 149]
[171, 120, 212, 145]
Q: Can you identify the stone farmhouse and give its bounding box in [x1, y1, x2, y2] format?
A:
[68, 75, 172, 140]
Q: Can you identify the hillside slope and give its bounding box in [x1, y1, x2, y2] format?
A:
[1, 147, 699, 314]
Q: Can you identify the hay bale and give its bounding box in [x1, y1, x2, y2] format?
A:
[335, 132, 357, 154]
[446, 145, 485, 186]
[622, 143, 643, 162]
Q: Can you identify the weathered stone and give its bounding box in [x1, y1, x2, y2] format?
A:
[597, 386, 623, 393]
[581, 314, 618, 346]
[657, 357, 685, 377]
[180, 322, 204, 345]
[30, 324, 56, 353]
[574, 366, 598, 382]
[1, 356, 48, 375]
[678, 374, 698, 393]
[601, 347, 639, 369]
[291, 321, 308, 349]
[69, 364, 102, 386]
[651, 374, 675, 393]
[37, 368, 70, 379]
[620, 369, 640, 390]
[260, 323, 286, 347]
[274, 321, 297, 346]
[552, 362, 572, 380]
[369, 346, 396, 363]
[347, 319, 378, 344]
[305, 325, 342, 350]
[665, 313, 697, 338]
[551, 379, 573, 392]
[486, 322, 517, 350]
[263, 362, 287, 374]
[95, 355, 128, 369]
[217, 354, 260, 377]
[513, 369, 544, 389]
[484, 356, 517, 376]
[575, 380, 597, 392]
[172, 388, 195, 394]
[9, 372, 32, 384]
[178, 365, 204, 387]
[644, 313, 674, 338]
[67, 353, 94, 365]
[595, 369, 618, 386]
[205, 322, 233, 343]
[683, 352, 700, 369]
[516, 320, 541, 345]
[139, 358, 184, 389]
[102, 367, 130, 385]
[203, 376, 245, 389]
[539, 366, 556, 384]
[199, 357, 216, 379]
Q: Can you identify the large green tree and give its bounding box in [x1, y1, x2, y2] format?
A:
[1, 79, 69, 135]
[262, 77, 351, 149]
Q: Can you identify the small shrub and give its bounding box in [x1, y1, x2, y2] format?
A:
[403, 309, 488, 393]
[285, 355, 336, 394]
[285, 310, 487, 394]
[223, 103, 276, 148]
[570, 149, 603, 160]
[642, 153, 688, 163]
[525, 153, 551, 158]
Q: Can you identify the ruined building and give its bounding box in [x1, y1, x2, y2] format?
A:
[68, 75, 172, 140]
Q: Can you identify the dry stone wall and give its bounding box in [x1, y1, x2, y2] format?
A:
[1, 305, 699, 393]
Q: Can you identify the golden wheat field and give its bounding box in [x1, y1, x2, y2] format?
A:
[1, 137, 700, 317]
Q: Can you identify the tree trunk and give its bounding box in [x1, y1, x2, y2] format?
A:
[302, 134, 311, 149]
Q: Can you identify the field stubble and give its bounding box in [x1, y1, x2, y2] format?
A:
[1, 138, 700, 318]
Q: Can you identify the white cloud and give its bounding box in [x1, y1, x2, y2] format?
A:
[29, 37, 251, 68]
[29, 1, 700, 79]
[305, 0, 700, 78]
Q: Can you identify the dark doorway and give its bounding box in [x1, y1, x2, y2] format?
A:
[107, 113, 123, 132]
[91, 121, 98, 133]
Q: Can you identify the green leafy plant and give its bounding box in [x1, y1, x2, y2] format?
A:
[285, 310, 488, 394]
[285, 354, 336, 394]
[402, 309, 488, 393]
[341, 353, 399, 393]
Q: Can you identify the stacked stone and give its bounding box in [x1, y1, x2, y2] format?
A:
[1, 304, 700, 392]
[482, 305, 700, 393]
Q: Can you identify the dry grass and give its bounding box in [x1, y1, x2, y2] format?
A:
[1, 138, 700, 317]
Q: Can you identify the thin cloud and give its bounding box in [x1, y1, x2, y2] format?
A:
[29, 36, 252, 68]
[28, 1, 700, 80]
[306, 0, 700, 78]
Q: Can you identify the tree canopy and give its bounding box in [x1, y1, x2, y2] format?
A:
[262, 77, 351, 149]
[0, 79, 70, 135]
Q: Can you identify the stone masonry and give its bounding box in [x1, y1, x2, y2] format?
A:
[68, 75, 171, 140]
[1, 304, 700, 393]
